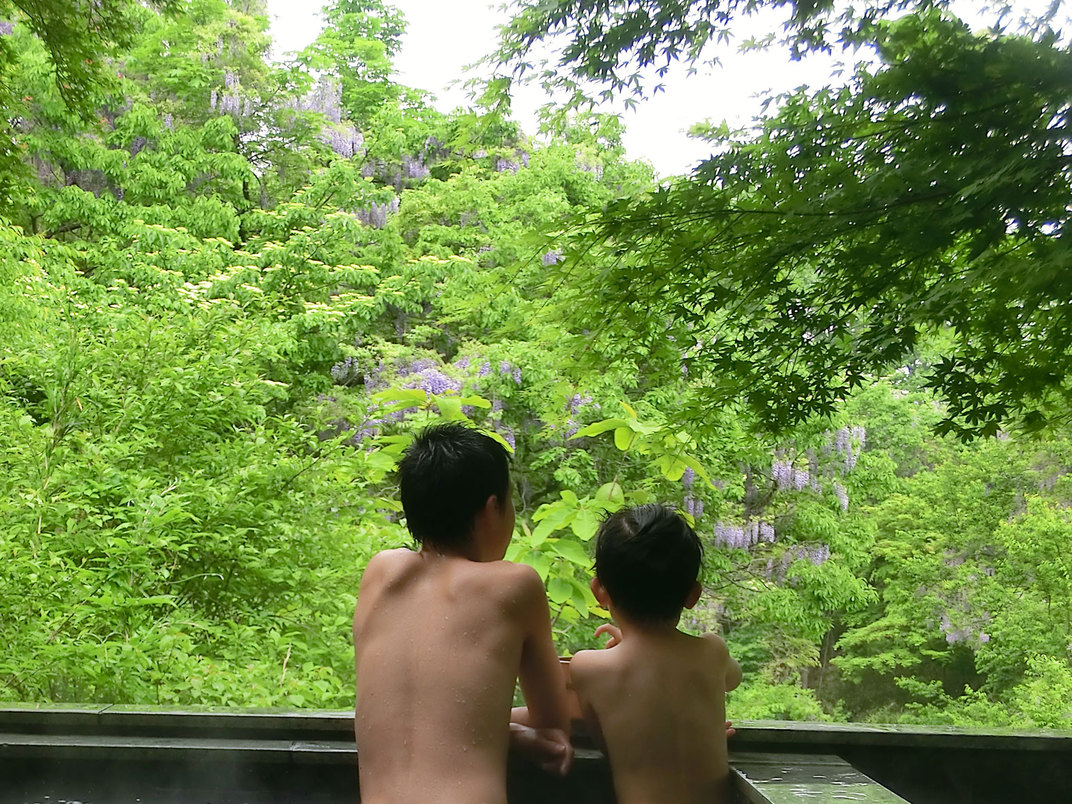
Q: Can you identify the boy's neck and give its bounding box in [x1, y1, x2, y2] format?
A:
[419, 541, 496, 563]
[611, 609, 684, 638]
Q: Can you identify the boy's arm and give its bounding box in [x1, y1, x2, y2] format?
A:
[704, 632, 743, 691]
[567, 653, 607, 750]
[509, 565, 573, 775]
[514, 565, 571, 731]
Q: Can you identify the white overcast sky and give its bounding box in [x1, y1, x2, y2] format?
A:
[264, 0, 1067, 177]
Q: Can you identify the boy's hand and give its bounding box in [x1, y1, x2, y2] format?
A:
[510, 723, 573, 776]
[594, 623, 623, 648]
[726, 720, 736, 738]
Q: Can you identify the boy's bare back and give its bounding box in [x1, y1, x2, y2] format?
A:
[570, 627, 741, 804]
[353, 547, 565, 804]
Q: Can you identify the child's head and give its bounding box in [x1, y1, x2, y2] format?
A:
[398, 423, 511, 551]
[594, 504, 703, 624]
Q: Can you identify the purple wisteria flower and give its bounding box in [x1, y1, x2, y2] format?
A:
[395, 359, 462, 397]
[834, 482, 849, 512]
[542, 251, 562, 266]
[495, 157, 520, 173]
[0, 20, 14, 35]
[363, 361, 389, 392]
[682, 466, 695, 489]
[684, 496, 704, 519]
[792, 468, 810, 491]
[291, 78, 342, 123]
[772, 459, 793, 490]
[353, 197, 399, 228]
[831, 425, 867, 473]
[331, 356, 362, 386]
[324, 125, 364, 158]
[402, 154, 429, 179]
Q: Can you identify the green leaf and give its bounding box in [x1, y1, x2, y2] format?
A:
[483, 429, 515, 453]
[550, 537, 590, 567]
[595, 481, 625, 505]
[373, 388, 428, 406]
[614, 426, 635, 450]
[435, 395, 465, 420]
[531, 506, 574, 544]
[524, 549, 552, 581]
[658, 455, 688, 481]
[548, 576, 572, 604]
[457, 394, 492, 408]
[572, 418, 629, 439]
[570, 508, 601, 541]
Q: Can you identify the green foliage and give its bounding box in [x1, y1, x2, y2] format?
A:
[498, 3, 1072, 438]
[727, 682, 830, 722]
[1, 0, 1071, 735]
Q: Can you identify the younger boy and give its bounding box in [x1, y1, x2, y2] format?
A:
[569, 504, 743, 804]
[352, 423, 572, 804]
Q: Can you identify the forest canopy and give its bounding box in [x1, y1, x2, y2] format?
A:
[0, 0, 1070, 730]
[497, 0, 1072, 437]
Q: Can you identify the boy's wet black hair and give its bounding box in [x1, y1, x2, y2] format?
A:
[398, 423, 511, 550]
[595, 504, 703, 623]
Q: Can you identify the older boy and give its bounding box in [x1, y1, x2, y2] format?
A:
[352, 423, 572, 804]
[570, 504, 743, 804]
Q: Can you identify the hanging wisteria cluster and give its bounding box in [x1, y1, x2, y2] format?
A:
[324, 125, 364, 158]
[361, 154, 430, 189]
[352, 196, 399, 228]
[0, 20, 13, 35]
[542, 250, 562, 266]
[772, 458, 821, 492]
[399, 358, 462, 396]
[831, 425, 867, 472]
[681, 466, 705, 519]
[401, 154, 429, 180]
[714, 521, 776, 549]
[500, 360, 522, 385]
[762, 544, 832, 581]
[565, 392, 597, 438]
[330, 356, 363, 386]
[210, 71, 254, 118]
[769, 424, 866, 513]
[290, 77, 342, 123]
[832, 481, 848, 511]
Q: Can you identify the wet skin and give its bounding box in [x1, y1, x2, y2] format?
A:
[352, 496, 570, 804]
[570, 580, 743, 804]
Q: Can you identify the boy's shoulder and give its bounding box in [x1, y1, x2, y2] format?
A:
[360, 547, 419, 582]
[362, 549, 544, 599]
[571, 630, 729, 679]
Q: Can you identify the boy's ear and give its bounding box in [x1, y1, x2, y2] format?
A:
[682, 581, 702, 610]
[472, 495, 498, 532]
[590, 577, 611, 607]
